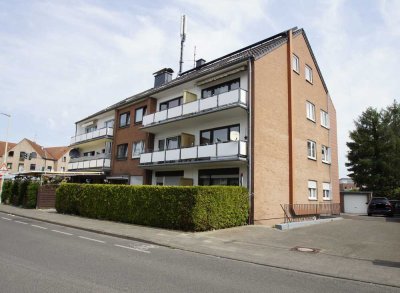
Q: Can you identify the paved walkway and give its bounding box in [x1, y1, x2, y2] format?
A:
[1, 204, 399, 288]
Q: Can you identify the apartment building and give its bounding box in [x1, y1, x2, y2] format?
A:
[72, 27, 339, 224]
[68, 109, 114, 181]
[0, 139, 70, 173]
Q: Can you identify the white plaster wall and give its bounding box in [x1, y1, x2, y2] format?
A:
[75, 111, 115, 136]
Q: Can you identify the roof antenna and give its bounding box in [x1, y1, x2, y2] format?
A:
[178, 15, 186, 76]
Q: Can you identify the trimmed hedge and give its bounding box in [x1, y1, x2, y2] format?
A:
[1, 180, 12, 204]
[25, 182, 39, 208]
[56, 184, 249, 231]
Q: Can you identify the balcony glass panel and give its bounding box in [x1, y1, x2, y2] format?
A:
[152, 151, 165, 162]
[154, 111, 167, 123]
[180, 147, 197, 160]
[200, 95, 218, 111]
[217, 141, 239, 156]
[143, 114, 154, 126]
[166, 149, 180, 161]
[167, 106, 182, 119]
[219, 90, 238, 106]
[182, 100, 199, 115]
[140, 153, 152, 164]
[70, 127, 113, 145]
[198, 144, 216, 158]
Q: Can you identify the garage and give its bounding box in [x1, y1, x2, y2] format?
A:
[341, 192, 372, 214]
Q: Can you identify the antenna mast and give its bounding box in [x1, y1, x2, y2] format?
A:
[179, 15, 186, 75]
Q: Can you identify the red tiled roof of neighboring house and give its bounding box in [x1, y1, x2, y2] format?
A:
[24, 139, 56, 160]
[45, 146, 70, 160]
[0, 141, 17, 157]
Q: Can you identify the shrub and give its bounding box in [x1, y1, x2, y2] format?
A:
[25, 182, 40, 208]
[1, 180, 12, 204]
[11, 179, 20, 205]
[56, 184, 248, 231]
[17, 180, 29, 206]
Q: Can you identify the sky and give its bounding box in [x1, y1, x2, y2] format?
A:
[0, 0, 399, 177]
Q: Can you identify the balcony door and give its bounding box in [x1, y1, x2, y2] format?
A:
[200, 124, 240, 145]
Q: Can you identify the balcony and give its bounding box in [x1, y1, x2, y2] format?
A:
[142, 89, 247, 128]
[70, 127, 113, 146]
[68, 153, 111, 170]
[139, 141, 247, 166]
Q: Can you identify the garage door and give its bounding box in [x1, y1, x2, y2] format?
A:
[344, 194, 368, 214]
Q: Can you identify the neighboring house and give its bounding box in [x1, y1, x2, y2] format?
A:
[1, 139, 70, 173]
[73, 27, 339, 224]
[339, 177, 359, 191]
[68, 109, 114, 181]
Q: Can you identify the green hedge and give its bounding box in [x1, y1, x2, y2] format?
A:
[25, 182, 39, 208]
[1, 180, 39, 208]
[1, 180, 12, 204]
[56, 184, 249, 231]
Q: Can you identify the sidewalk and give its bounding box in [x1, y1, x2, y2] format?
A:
[1, 204, 399, 288]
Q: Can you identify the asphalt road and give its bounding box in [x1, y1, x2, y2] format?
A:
[0, 214, 397, 293]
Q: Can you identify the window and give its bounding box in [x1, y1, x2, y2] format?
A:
[292, 54, 299, 73]
[8, 151, 14, 157]
[7, 163, 12, 169]
[119, 112, 130, 128]
[322, 145, 331, 164]
[132, 141, 145, 158]
[85, 125, 97, 133]
[305, 65, 313, 83]
[321, 110, 330, 128]
[30, 164, 36, 171]
[166, 136, 181, 150]
[322, 183, 331, 200]
[30, 152, 37, 159]
[135, 107, 147, 124]
[47, 166, 52, 171]
[307, 140, 316, 160]
[306, 101, 315, 121]
[200, 125, 240, 145]
[20, 151, 27, 159]
[202, 78, 240, 99]
[18, 163, 24, 172]
[61, 167, 65, 172]
[62, 156, 66, 162]
[308, 180, 317, 200]
[159, 97, 183, 111]
[158, 139, 165, 151]
[104, 119, 114, 128]
[116, 144, 128, 159]
[199, 168, 240, 186]
[83, 151, 95, 157]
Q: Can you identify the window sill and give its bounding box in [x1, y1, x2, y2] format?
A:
[307, 117, 316, 123]
[293, 69, 300, 75]
[308, 157, 317, 161]
[116, 157, 128, 161]
[306, 79, 313, 85]
[131, 156, 140, 159]
[119, 125, 130, 129]
[322, 161, 331, 165]
[308, 198, 318, 201]
[321, 125, 330, 130]
[323, 198, 332, 201]
[134, 122, 143, 126]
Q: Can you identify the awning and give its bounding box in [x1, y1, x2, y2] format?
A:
[106, 176, 129, 180]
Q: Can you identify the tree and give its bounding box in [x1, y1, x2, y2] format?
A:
[346, 101, 400, 198]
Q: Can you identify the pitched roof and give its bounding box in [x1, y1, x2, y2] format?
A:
[0, 141, 17, 157]
[77, 27, 329, 122]
[45, 146, 70, 160]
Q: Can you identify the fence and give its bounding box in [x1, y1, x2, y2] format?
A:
[37, 185, 58, 209]
[280, 203, 341, 223]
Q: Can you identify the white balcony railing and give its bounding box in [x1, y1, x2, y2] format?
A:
[139, 141, 247, 165]
[68, 153, 111, 170]
[70, 127, 113, 145]
[142, 88, 247, 127]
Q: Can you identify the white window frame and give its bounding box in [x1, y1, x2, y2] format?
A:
[321, 110, 330, 129]
[322, 182, 331, 200]
[305, 65, 313, 83]
[292, 54, 299, 73]
[132, 141, 145, 158]
[308, 180, 317, 200]
[306, 101, 316, 122]
[307, 140, 317, 160]
[321, 145, 331, 164]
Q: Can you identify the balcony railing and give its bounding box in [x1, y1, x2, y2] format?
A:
[142, 88, 247, 127]
[70, 127, 113, 145]
[139, 141, 247, 165]
[68, 153, 111, 170]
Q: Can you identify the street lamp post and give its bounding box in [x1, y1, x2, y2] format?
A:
[0, 113, 11, 203]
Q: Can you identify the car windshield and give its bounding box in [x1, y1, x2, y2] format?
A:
[371, 198, 388, 204]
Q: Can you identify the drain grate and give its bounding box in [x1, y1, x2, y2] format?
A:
[291, 246, 320, 253]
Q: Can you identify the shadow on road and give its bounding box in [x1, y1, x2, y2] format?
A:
[373, 260, 400, 268]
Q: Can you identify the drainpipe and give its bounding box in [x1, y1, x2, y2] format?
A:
[286, 29, 294, 205]
[247, 57, 254, 224]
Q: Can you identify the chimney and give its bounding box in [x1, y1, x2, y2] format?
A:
[196, 58, 206, 68]
[153, 68, 174, 87]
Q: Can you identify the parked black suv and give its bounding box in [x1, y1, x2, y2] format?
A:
[389, 200, 400, 215]
[367, 197, 394, 217]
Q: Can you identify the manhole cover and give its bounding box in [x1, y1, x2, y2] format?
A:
[291, 246, 320, 253]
